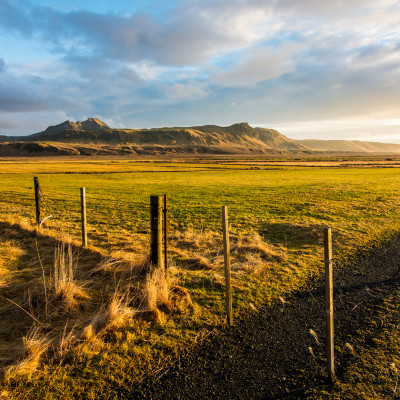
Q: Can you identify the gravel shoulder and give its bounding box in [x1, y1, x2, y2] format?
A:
[123, 234, 400, 399]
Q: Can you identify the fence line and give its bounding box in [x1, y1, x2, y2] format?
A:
[30, 184, 343, 381]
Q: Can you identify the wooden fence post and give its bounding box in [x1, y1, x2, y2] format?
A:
[81, 187, 87, 248]
[150, 195, 163, 268]
[324, 227, 335, 381]
[163, 194, 168, 271]
[34, 177, 41, 227]
[222, 206, 233, 326]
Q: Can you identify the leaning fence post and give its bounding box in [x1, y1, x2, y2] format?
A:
[150, 195, 163, 268]
[163, 194, 168, 271]
[34, 177, 41, 227]
[81, 187, 87, 248]
[222, 205, 233, 326]
[324, 227, 335, 381]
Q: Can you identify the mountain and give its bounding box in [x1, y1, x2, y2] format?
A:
[0, 120, 308, 151]
[1, 118, 400, 156]
[0, 118, 110, 142]
[34, 118, 110, 136]
[295, 139, 400, 153]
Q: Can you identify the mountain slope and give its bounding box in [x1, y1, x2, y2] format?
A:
[296, 139, 400, 153]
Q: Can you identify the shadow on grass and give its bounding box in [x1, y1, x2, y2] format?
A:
[259, 221, 326, 249]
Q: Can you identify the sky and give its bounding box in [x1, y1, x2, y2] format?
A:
[0, 0, 400, 142]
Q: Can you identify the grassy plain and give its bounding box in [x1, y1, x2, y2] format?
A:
[1, 157, 400, 398]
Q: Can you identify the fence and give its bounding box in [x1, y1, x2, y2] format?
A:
[32, 176, 337, 381]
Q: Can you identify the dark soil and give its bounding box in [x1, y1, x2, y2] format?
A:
[121, 234, 400, 399]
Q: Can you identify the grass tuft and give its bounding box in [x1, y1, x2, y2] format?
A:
[51, 242, 90, 311]
[232, 233, 286, 261]
[92, 289, 135, 333]
[4, 327, 50, 383]
[143, 266, 173, 314]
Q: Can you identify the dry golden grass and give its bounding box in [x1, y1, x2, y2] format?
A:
[168, 229, 286, 287]
[4, 326, 50, 384]
[0, 220, 103, 376]
[170, 228, 218, 250]
[143, 265, 173, 313]
[232, 232, 286, 261]
[0, 217, 201, 392]
[90, 289, 135, 334]
[0, 216, 292, 398]
[96, 249, 148, 275]
[51, 242, 90, 311]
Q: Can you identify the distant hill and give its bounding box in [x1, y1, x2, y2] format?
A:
[296, 139, 400, 153]
[1, 118, 400, 156]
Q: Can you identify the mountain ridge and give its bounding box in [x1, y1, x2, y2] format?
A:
[33, 118, 110, 137]
[0, 120, 308, 151]
[1, 119, 400, 155]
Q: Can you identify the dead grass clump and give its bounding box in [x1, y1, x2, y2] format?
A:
[88, 290, 135, 335]
[51, 242, 90, 311]
[169, 229, 285, 276]
[210, 273, 245, 290]
[168, 247, 188, 258]
[232, 233, 286, 261]
[79, 324, 104, 352]
[96, 250, 148, 275]
[143, 266, 172, 313]
[52, 281, 89, 312]
[2, 215, 34, 232]
[58, 324, 78, 357]
[170, 285, 194, 313]
[183, 256, 215, 270]
[0, 240, 27, 284]
[132, 262, 194, 321]
[170, 229, 219, 250]
[0, 240, 26, 259]
[77, 290, 136, 353]
[231, 252, 267, 275]
[4, 327, 50, 383]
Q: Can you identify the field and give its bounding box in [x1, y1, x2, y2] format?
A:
[1, 157, 400, 398]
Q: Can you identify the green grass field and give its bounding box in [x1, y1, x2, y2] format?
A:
[1, 158, 400, 399]
[2, 161, 400, 243]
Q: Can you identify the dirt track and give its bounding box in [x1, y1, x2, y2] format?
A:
[122, 234, 400, 399]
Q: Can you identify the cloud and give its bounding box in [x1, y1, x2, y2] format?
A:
[0, 109, 73, 135]
[0, 0, 33, 36]
[161, 81, 209, 101]
[0, 0, 400, 141]
[0, 74, 56, 112]
[272, 118, 400, 143]
[212, 45, 298, 87]
[0, 1, 280, 66]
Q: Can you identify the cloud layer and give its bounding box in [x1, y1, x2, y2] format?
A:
[0, 0, 399, 141]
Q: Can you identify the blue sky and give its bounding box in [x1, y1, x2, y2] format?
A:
[1, 0, 400, 142]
